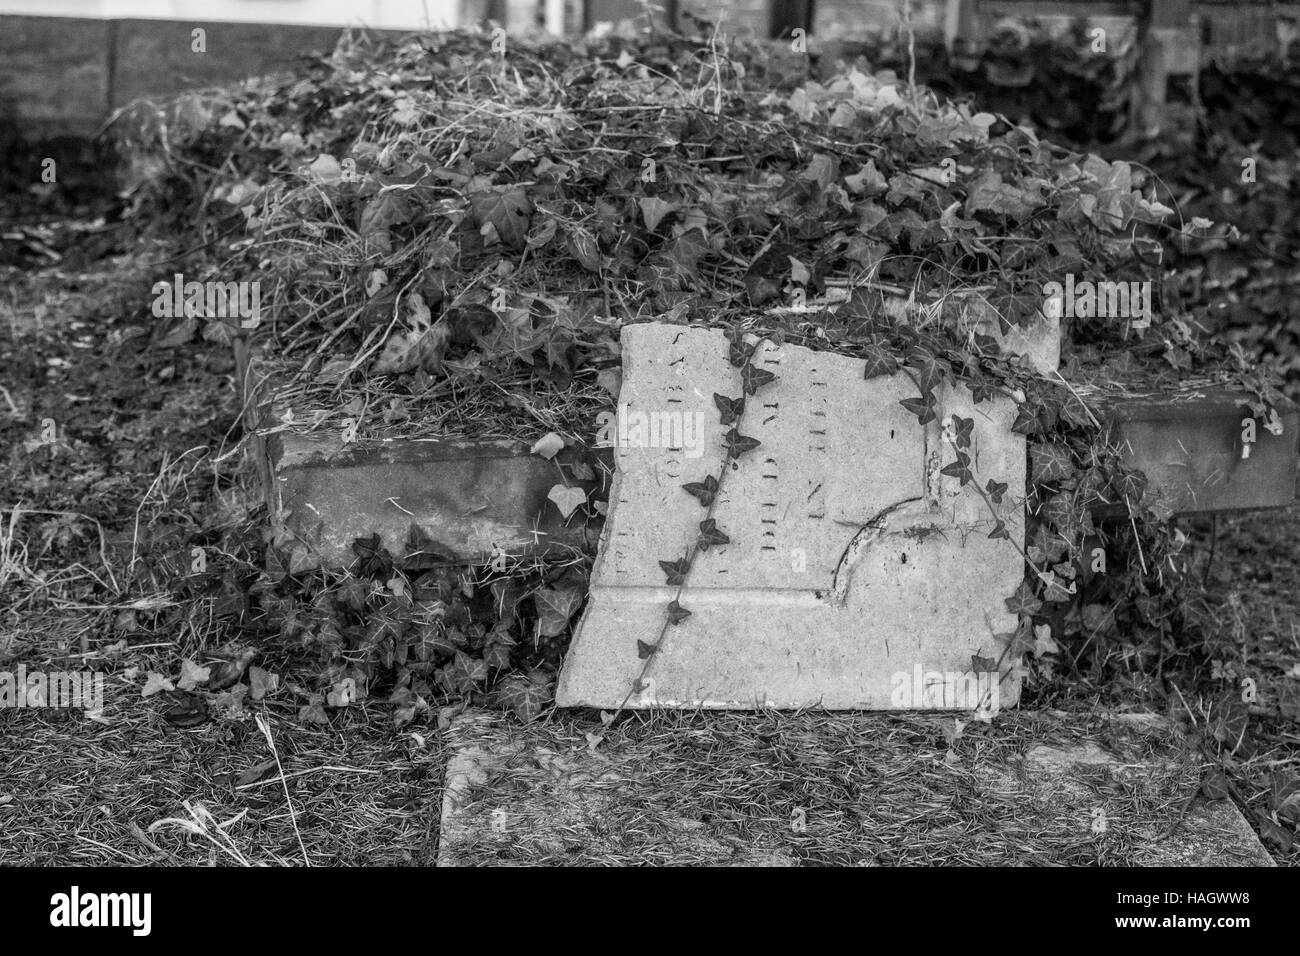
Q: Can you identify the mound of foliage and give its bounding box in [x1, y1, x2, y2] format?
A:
[863, 23, 1300, 400]
[108, 26, 1286, 722]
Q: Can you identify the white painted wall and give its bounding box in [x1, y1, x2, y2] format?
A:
[0, 0, 461, 29]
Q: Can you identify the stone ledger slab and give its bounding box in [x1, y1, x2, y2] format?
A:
[1096, 386, 1299, 515]
[557, 322, 1026, 710]
[266, 433, 603, 568]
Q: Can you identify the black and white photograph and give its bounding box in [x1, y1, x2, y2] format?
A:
[0, 0, 1294, 921]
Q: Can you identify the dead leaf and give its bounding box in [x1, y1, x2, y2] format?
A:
[299, 698, 329, 725]
[249, 666, 279, 700]
[547, 483, 588, 518]
[142, 672, 175, 697]
[236, 759, 277, 787]
[177, 659, 211, 691]
[596, 367, 622, 398]
[638, 196, 676, 232]
[530, 432, 564, 459]
[1032, 624, 1059, 658]
[326, 678, 359, 708]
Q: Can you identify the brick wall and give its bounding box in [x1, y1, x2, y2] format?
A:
[0, 15, 400, 136]
[0, 17, 110, 134]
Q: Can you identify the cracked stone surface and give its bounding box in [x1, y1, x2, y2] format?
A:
[557, 322, 1027, 710]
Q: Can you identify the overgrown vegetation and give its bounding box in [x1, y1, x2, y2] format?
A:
[102, 25, 1285, 720]
[2, 21, 1298, 860]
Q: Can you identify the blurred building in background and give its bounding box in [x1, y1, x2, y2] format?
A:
[7, 0, 1291, 136]
[0, 0, 460, 29]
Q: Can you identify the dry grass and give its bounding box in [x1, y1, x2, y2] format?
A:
[0, 614, 449, 867]
[438, 708, 1271, 866]
[255, 352, 610, 447]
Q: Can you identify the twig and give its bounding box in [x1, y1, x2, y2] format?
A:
[255, 713, 311, 866]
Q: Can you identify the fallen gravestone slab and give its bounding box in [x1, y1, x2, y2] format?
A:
[1093, 386, 1299, 516]
[557, 322, 1026, 710]
[436, 709, 1274, 867]
[237, 355, 607, 569]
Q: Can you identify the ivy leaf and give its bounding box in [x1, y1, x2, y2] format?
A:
[568, 229, 602, 272]
[469, 187, 534, 250]
[972, 382, 997, 404]
[637, 639, 658, 659]
[667, 599, 692, 625]
[951, 415, 974, 450]
[1005, 581, 1042, 617]
[458, 649, 489, 683]
[402, 524, 461, 572]
[940, 457, 973, 486]
[351, 533, 393, 579]
[483, 641, 512, 671]
[682, 474, 719, 507]
[1011, 406, 1038, 435]
[964, 169, 1039, 220]
[985, 479, 1008, 504]
[1031, 443, 1074, 484]
[724, 428, 762, 460]
[713, 393, 745, 425]
[742, 363, 778, 395]
[534, 586, 583, 637]
[697, 518, 730, 550]
[1004, 618, 1036, 657]
[1201, 766, 1230, 801]
[908, 352, 948, 394]
[1039, 571, 1075, 603]
[862, 339, 899, 379]
[493, 669, 554, 723]
[899, 394, 936, 425]
[1039, 494, 1075, 532]
[639, 196, 676, 232]
[1027, 525, 1069, 566]
[658, 558, 691, 586]
[988, 519, 1009, 540]
[359, 190, 414, 236]
[1060, 392, 1094, 429]
[547, 483, 588, 519]
[728, 338, 752, 368]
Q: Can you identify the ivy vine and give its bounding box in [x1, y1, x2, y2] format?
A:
[608, 332, 776, 716]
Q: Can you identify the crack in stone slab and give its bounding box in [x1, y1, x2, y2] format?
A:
[828, 496, 925, 606]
